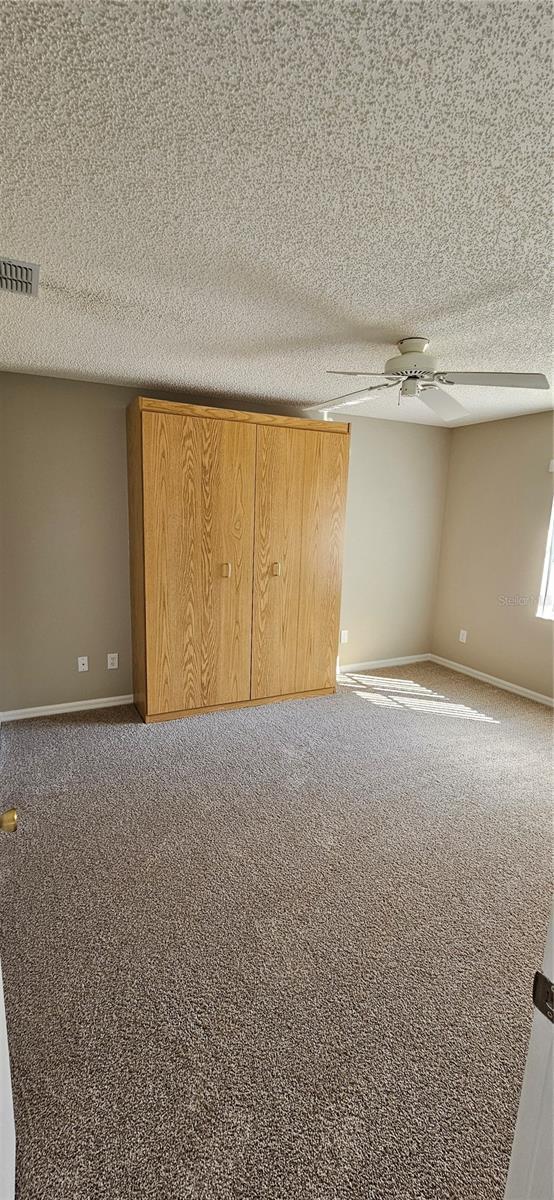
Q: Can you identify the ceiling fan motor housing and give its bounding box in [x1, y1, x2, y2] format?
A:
[384, 337, 436, 379]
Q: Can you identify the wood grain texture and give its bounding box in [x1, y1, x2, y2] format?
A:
[296, 430, 350, 692]
[142, 411, 255, 714]
[137, 396, 350, 435]
[251, 426, 305, 699]
[126, 400, 147, 718]
[252, 425, 349, 698]
[199, 417, 256, 707]
[142, 687, 335, 722]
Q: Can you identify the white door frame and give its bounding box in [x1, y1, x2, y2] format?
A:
[0, 958, 15, 1200]
[504, 907, 553, 1200]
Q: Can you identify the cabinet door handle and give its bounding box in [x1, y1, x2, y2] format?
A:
[271, 561, 281, 576]
[221, 562, 232, 578]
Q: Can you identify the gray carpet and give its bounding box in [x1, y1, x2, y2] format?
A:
[0, 663, 552, 1200]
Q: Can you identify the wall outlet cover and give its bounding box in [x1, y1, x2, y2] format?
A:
[340, 630, 349, 644]
[107, 652, 119, 670]
[458, 629, 468, 644]
[77, 656, 89, 672]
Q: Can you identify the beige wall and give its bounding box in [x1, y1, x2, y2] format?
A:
[2, 371, 550, 711]
[1, 374, 135, 710]
[0, 372, 451, 711]
[339, 416, 449, 666]
[432, 412, 553, 698]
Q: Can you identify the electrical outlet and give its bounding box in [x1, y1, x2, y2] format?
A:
[107, 652, 119, 670]
[340, 630, 349, 644]
[459, 629, 468, 644]
[77, 655, 89, 672]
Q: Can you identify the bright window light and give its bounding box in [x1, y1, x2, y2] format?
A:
[537, 499, 554, 620]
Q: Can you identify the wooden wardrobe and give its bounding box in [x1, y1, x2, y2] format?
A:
[126, 397, 350, 723]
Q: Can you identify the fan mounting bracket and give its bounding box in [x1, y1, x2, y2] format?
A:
[397, 337, 430, 355]
[384, 335, 436, 379]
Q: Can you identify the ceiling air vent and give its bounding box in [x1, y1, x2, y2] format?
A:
[0, 257, 40, 297]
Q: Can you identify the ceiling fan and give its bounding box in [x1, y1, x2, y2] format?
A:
[308, 337, 550, 423]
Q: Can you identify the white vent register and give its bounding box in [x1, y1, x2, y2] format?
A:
[0, 257, 40, 297]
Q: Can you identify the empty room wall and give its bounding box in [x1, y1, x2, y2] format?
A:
[339, 416, 450, 667]
[0, 373, 135, 710]
[0, 372, 451, 712]
[432, 411, 553, 698]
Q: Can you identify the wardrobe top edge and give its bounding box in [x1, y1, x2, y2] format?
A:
[131, 396, 350, 435]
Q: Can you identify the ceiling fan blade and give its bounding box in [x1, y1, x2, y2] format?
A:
[438, 371, 549, 390]
[326, 370, 390, 377]
[420, 387, 467, 423]
[308, 382, 397, 413]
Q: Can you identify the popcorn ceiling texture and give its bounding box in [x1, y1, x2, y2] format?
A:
[0, 1, 552, 425]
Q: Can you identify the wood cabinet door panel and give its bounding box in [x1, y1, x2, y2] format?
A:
[143, 412, 255, 714]
[251, 425, 305, 699]
[199, 417, 256, 707]
[252, 426, 348, 698]
[297, 429, 349, 692]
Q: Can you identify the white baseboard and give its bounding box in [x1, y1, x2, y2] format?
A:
[427, 655, 553, 708]
[3, 657, 552, 722]
[338, 654, 429, 673]
[0, 694, 134, 723]
[338, 652, 553, 707]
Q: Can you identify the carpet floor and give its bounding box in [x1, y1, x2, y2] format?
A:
[0, 663, 552, 1200]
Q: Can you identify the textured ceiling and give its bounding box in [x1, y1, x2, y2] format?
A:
[0, 0, 552, 425]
